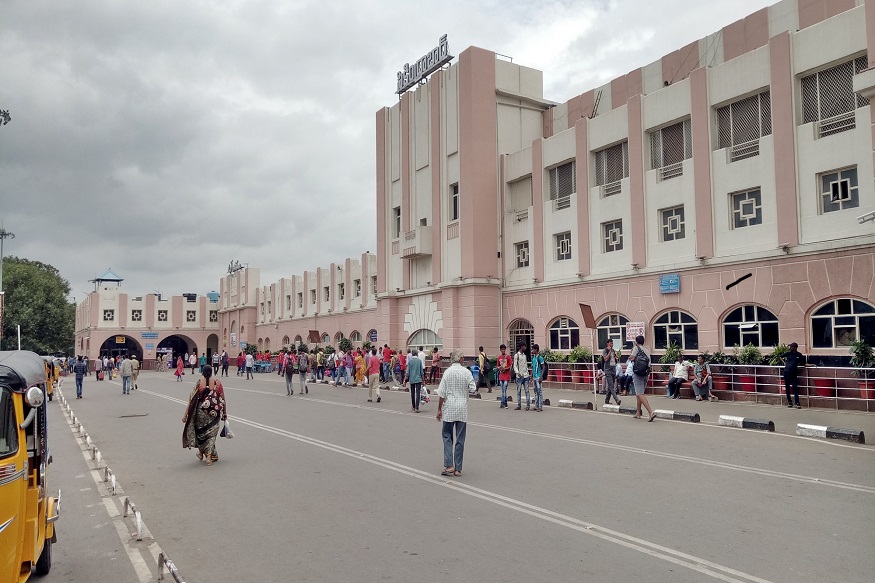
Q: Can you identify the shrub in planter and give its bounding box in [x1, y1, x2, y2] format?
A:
[850, 340, 875, 399]
[707, 351, 735, 391]
[544, 350, 567, 382]
[734, 343, 763, 392]
[568, 346, 593, 383]
[761, 343, 790, 393]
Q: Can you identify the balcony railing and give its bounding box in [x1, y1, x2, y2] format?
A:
[552, 195, 571, 211]
[401, 225, 433, 258]
[658, 161, 684, 181]
[601, 181, 621, 197]
[727, 139, 760, 163]
[817, 111, 856, 138]
[446, 222, 460, 240]
[515, 209, 529, 222]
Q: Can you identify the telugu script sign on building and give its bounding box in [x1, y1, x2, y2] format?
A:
[396, 35, 453, 94]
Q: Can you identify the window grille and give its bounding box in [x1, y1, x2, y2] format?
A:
[209, 310, 218, 322]
[297, 293, 303, 308]
[549, 317, 580, 351]
[131, 310, 142, 322]
[801, 56, 869, 137]
[730, 189, 762, 229]
[594, 142, 629, 186]
[186, 310, 196, 322]
[310, 290, 316, 305]
[408, 329, 443, 350]
[508, 319, 535, 355]
[323, 287, 330, 302]
[602, 181, 622, 197]
[548, 162, 576, 205]
[515, 241, 530, 268]
[555, 231, 572, 261]
[266, 301, 271, 314]
[103, 309, 115, 321]
[650, 119, 692, 178]
[371, 276, 378, 295]
[812, 298, 875, 348]
[602, 220, 623, 253]
[820, 167, 859, 213]
[597, 314, 633, 350]
[354, 279, 361, 297]
[716, 91, 771, 161]
[723, 305, 779, 348]
[660, 206, 685, 242]
[157, 310, 168, 322]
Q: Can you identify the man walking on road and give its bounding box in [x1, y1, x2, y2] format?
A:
[245, 352, 255, 380]
[298, 350, 310, 394]
[120, 355, 134, 395]
[602, 339, 621, 406]
[436, 350, 474, 477]
[367, 347, 382, 403]
[407, 348, 424, 412]
[630, 335, 656, 421]
[513, 343, 530, 410]
[284, 349, 297, 395]
[131, 354, 140, 390]
[73, 355, 88, 399]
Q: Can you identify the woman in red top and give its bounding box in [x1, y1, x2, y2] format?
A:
[175, 356, 184, 382]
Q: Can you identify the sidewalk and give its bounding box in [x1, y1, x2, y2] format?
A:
[535, 385, 875, 440]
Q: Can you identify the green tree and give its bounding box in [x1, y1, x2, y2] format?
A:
[1, 256, 74, 354]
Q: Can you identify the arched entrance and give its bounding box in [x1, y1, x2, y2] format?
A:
[99, 335, 144, 360]
[230, 320, 238, 349]
[157, 334, 196, 363]
[207, 334, 219, 361]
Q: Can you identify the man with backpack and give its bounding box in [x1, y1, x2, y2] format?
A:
[530, 344, 547, 412]
[298, 349, 310, 394]
[284, 349, 297, 395]
[629, 335, 656, 421]
[478, 346, 492, 393]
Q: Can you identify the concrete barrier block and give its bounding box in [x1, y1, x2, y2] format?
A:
[557, 399, 573, 408]
[542, 398, 550, 406]
[571, 401, 593, 410]
[826, 426, 865, 444]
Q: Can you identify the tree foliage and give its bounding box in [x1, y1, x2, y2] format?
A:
[1, 256, 74, 354]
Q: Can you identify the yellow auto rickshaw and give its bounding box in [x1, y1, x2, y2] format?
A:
[39, 358, 58, 403]
[0, 351, 60, 581]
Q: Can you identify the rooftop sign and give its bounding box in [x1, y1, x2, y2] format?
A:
[396, 35, 453, 94]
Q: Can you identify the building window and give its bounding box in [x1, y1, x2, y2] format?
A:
[602, 220, 623, 253]
[549, 317, 580, 351]
[801, 55, 869, 137]
[354, 279, 361, 297]
[157, 310, 168, 322]
[103, 309, 115, 322]
[515, 241, 530, 268]
[660, 206, 685, 242]
[594, 141, 629, 188]
[820, 167, 859, 213]
[811, 298, 875, 348]
[723, 305, 779, 348]
[310, 290, 316, 305]
[186, 310, 196, 322]
[450, 183, 460, 222]
[321, 333, 330, 344]
[259, 302, 264, 315]
[266, 301, 271, 314]
[730, 189, 762, 229]
[508, 319, 535, 354]
[286, 295, 292, 310]
[509, 177, 533, 214]
[407, 329, 443, 351]
[131, 309, 142, 322]
[548, 161, 575, 210]
[371, 276, 378, 295]
[597, 314, 632, 350]
[323, 287, 330, 302]
[392, 206, 402, 238]
[649, 119, 691, 179]
[654, 310, 698, 350]
[338, 283, 345, 301]
[555, 231, 572, 261]
[350, 330, 362, 343]
[716, 91, 772, 161]
[297, 292, 303, 308]
[209, 310, 218, 323]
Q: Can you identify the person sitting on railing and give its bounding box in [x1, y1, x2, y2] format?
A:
[666, 354, 690, 399]
[692, 354, 717, 402]
[618, 359, 633, 396]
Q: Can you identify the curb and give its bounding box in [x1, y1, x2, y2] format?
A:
[557, 399, 593, 410]
[653, 409, 700, 423]
[601, 404, 639, 415]
[796, 423, 865, 444]
[718, 415, 775, 432]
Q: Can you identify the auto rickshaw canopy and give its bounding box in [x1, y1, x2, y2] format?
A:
[0, 351, 48, 393]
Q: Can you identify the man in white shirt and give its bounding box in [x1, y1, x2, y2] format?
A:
[436, 351, 474, 477]
[245, 352, 255, 380]
[513, 344, 531, 411]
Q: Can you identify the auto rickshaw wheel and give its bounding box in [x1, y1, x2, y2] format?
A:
[35, 537, 52, 575]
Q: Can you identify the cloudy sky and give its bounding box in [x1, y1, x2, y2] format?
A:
[0, 0, 775, 302]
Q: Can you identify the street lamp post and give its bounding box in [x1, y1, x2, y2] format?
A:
[0, 228, 15, 294]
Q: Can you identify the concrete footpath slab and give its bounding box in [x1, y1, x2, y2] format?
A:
[539, 386, 875, 441]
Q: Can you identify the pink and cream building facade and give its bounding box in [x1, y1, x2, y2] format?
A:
[370, 0, 875, 361]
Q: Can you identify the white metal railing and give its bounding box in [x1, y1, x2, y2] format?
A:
[817, 111, 856, 138]
[515, 209, 529, 222]
[658, 162, 684, 181]
[158, 552, 186, 582]
[553, 195, 571, 211]
[727, 139, 760, 163]
[602, 181, 621, 197]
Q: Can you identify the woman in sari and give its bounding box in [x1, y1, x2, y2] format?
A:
[354, 350, 365, 386]
[175, 356, 184, 381]
[182, 365, 227, 466]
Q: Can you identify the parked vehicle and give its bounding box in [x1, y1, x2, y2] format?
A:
[0, 350, 61, 580]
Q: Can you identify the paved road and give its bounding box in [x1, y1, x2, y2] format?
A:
[42, 371, 874, 583]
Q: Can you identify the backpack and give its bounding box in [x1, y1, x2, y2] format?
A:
[298, 354, 309, 372]
[541, 358, 550, 378]
[632, 348, 650, 376]
[481, 354, 492, 374]
[285, 358, 297, 375]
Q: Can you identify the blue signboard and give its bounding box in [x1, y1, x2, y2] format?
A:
[659, 273, 680, 294]
[142, 332, 159, 339]
[145, 343, 155, 350]
[369, 329, 378, 342]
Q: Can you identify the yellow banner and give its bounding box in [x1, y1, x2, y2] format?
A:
[115, 336, 126, 344]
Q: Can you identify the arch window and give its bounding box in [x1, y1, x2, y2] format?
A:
[811, 298, 875, 348]
[549, 317, 580, 351]
[723, 305, 779, 348]
[294, 335, 303, 345]
[264, 338, 271, 351]
[508, 319, 534, 353]
[282, 335, 290, 347]
[321, 333, 330, 344]
[350, 331, 362, 343]
[257, 338, 263, 351]
[408, 329, 443, 351]
[334, 332, 344, 345]
[597, 314, 632, 350]
[653, 311, 698, 350]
